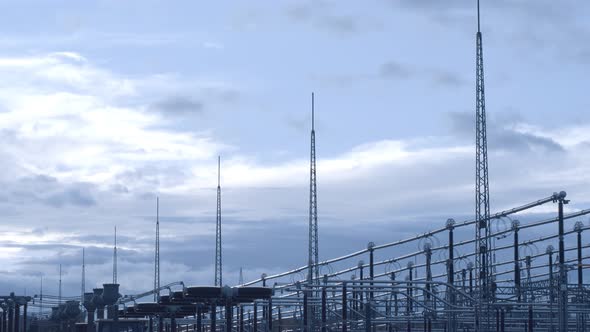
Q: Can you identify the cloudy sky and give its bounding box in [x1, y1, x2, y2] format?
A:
[0, 0, 589, 301]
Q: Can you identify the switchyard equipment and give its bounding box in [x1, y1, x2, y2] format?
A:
[25, 191, 590, 332]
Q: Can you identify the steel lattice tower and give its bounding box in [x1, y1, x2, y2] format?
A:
[81, 248, 85, 305]
[308, 92, 319, 285]
[58, 264, 62, 304]
[215, 156, 223, 287]
[113, 226, 118, 284]
[154, 197, 160, 301]
[474, 0, 492, 330]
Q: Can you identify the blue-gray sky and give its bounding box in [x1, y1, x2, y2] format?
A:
[0, 0, 589, 299]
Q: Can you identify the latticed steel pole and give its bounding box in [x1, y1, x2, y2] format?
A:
[215, 156, 222, 287]
[474, 0, 493, 328]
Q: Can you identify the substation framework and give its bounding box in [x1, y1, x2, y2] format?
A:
[13, 191, 589, 332]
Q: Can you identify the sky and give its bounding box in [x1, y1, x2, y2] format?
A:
[0, 0, 589, 302]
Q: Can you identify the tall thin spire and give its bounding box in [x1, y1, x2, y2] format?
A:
[239, 267, 244, 285]
[81, 248, 85, 305]
[58, 264, 62, 305]
[474, 0, 492, 330]
[308, 92, 319, 285]
[214, 156, 223, 286]
[39, 276, 43, 316]
[154, 197, 160, 301]
[113, 226, 117, 284]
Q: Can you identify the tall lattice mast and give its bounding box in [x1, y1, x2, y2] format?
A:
[81, 248, 85, 304]
[214, 156, 222, 286]
[154, 197, 160, 301]
[113, 226, 117, 284]
[58, 264, 62, 305]
[474, 0, 492, 329]
[308, 92, 319, 284]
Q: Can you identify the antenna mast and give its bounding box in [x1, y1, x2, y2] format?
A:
[40, 276, 43, 316]
[215, 156, 223, 286]
[113, 226, 117, 284]
[154, 197, 161, 301]
[308, 92, 319, 285]
[474, 0, 492, 330]
[239, 267, 244, 285]
[58, 264, 62, 305]
[81, 248, 85, 306]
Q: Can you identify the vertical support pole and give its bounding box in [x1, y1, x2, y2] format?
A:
[226, 304, 232, 332]
[359, 261, 364, 313]
[197, 307, 203, 332]
[13, 305, 18, 332]
[342, 283, 348, 332]
[303, 293, 308, 332]
[171, 317, 177, 332]
[576, 222, 583, 286]
[513, 220, 521, 303]
[238, 306, 243, 332]
[446, 219, 455, 332]
[500, 309, 505, 332]
[278, 306, 282, 332]
[365, 301, 371, 332]
[392, 272, 398, 317]
[556, 193, 569, 332]
[158, 316, 164, 332]
[545, 245, 555, 331]
[7, 303, 12, 332]
[212, 304, 217, 332]
[268, 298, 272, 332]
[321, 287, 327, 332]
[253, 302, 258, 332]
[22, 303, 26, 332]
[369, 243, 374, 303]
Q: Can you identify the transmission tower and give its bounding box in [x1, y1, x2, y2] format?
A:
[81, 248, 85, 306]
[113, 226, 118, 284]
[214, 156, 222, 287]
[474, 0, 492, 330]
[308, 92, 319, 285]
[154, 197, 160, 302]
[58, 264, 62, 305]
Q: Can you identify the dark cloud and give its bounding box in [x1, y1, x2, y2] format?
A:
[431, 70, 466, 87]
[5, 175, 96, 207]
[448, 111, 564, 153]
[379, 61, 412, 79]
[318, 16, 357, 33]
[150, 96, 204, 115]
[285, 3, 362, 34]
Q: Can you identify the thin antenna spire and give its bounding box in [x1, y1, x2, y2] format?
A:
[154, 197, 160, 301]
[308, 92, 319, 285]
[311, 92, 315, 131]
[474, 0, 492, 329]
[113, 226, 117, 284]
[239, 267, 244, 285]
[58, 264, 62, 305]
[40, 276, 43, 316]
[81, 248, 85, 306]
[215, 156, 223, 286]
